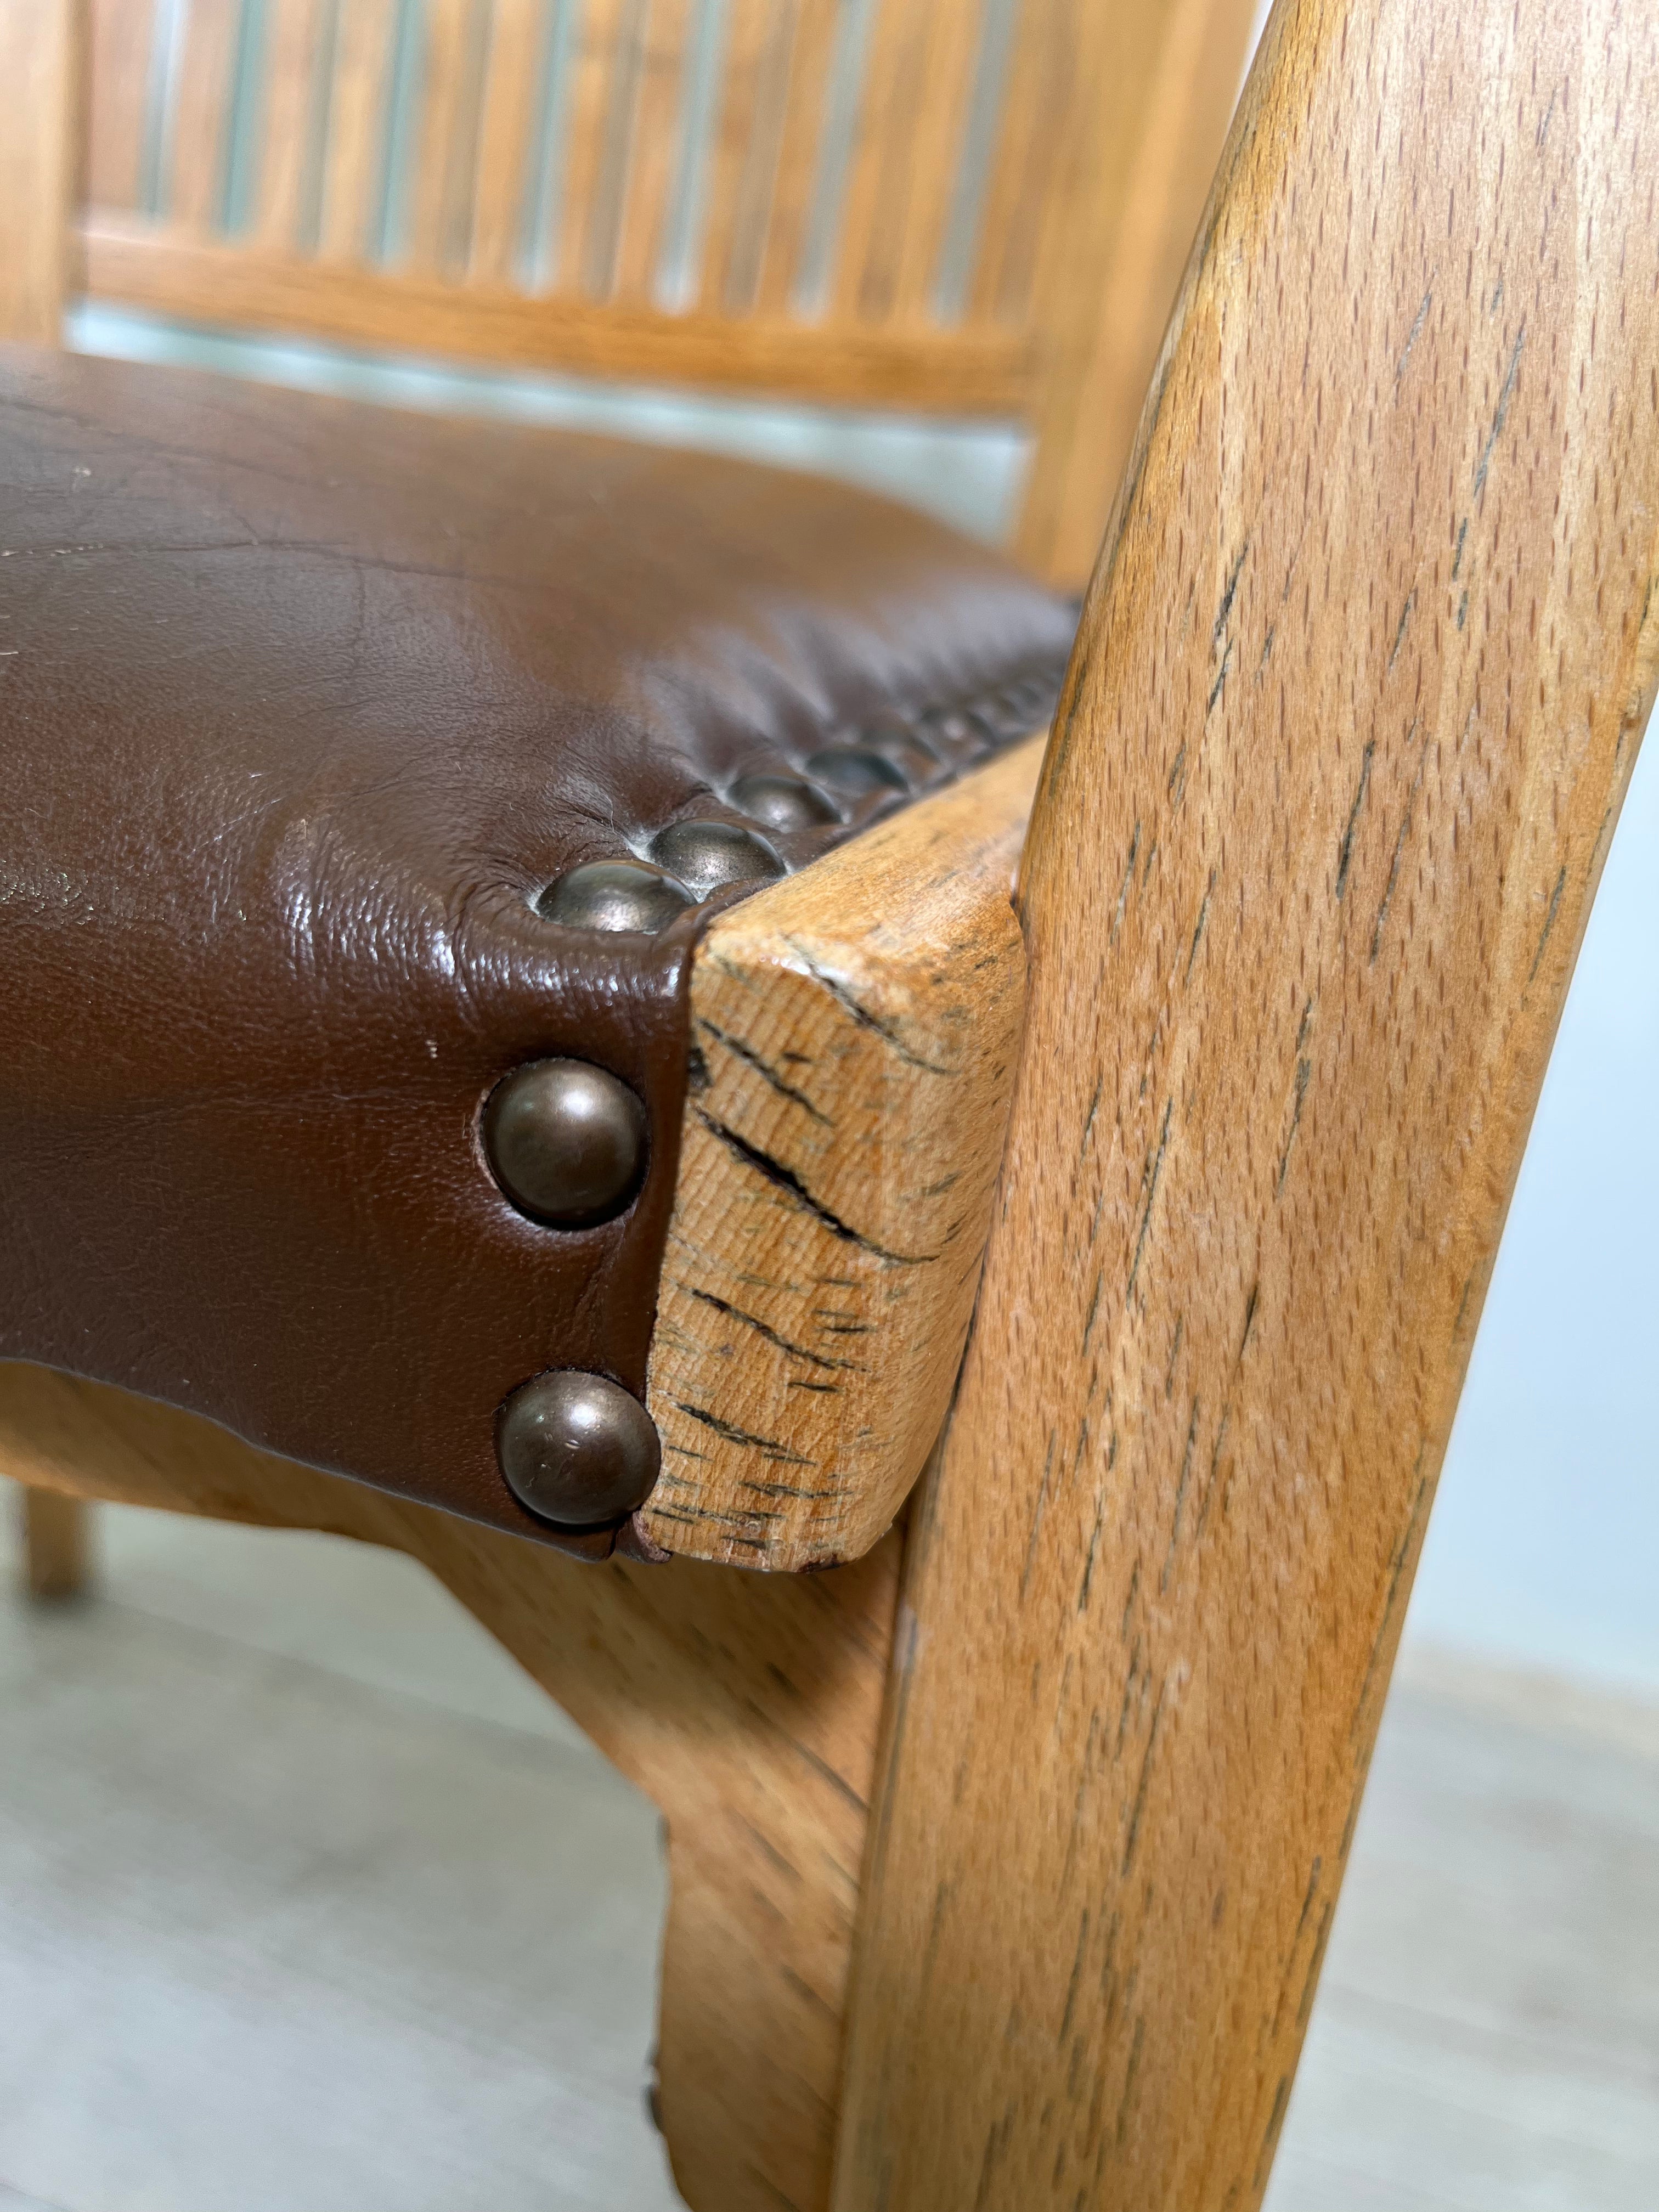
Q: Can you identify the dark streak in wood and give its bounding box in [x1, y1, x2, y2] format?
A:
[782, 938, 958, 1075]
[1121, 1678, 1167, 1874]
[696, 1112, 936, 1265]
[1214, 539, 1251, 644]
[1395, 274, 1435, 384]
[699, 1017, 833, 1122]
[672, 1399, 818, 1465]
[1126, 1098, 1173, 1302]
[684, 1284, 866, 1372]
[1527, 863, 1567, 983]
[1472, 320, 1527, 499]
[1334, 739, 1375, 899]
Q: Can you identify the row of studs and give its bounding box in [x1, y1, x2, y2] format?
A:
[485, 1059, 660, 1531]
[536, 660, 1067, 934]
[490, 657, 1067, 1534]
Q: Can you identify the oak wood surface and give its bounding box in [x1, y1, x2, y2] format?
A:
[752, 0, 843, 315]
[611, 0, 687, 304]
[0, 1361, 894, 2212]
[79, 219, 1035, 410]
[469, 0, 546, 285]
[642, 736, 1042, 1571]
[834, 2, 1659, 2208]
[0, 0, 77, 342]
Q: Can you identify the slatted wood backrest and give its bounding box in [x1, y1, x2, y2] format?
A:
[71, 0, 1257, 586]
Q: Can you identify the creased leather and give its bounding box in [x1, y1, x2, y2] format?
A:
[0, 345, 1074, 1554]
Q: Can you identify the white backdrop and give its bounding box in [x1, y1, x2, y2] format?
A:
[1406, 722, 1659, 1695]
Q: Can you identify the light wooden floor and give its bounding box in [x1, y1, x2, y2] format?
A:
[1, 1495, 1655, 2212]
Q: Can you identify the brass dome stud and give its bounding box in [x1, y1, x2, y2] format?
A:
[496, 1370, 662, 1526]
[483, 1059, 646, 1228]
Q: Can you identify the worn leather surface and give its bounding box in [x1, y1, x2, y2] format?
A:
[0, 345, 1074, 1554]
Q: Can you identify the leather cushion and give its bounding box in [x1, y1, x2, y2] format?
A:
[0, 345, 1073, 1554]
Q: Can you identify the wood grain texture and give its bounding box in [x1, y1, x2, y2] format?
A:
[642, 737, 1043, 1571]
[78, 218, 1035, 404]
[0, 0, 77, 342]
[0, 1361, 895, 2212]
[834, 3, 1659, 2209]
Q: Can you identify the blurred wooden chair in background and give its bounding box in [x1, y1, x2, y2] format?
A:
[6, 0, 1256, 584]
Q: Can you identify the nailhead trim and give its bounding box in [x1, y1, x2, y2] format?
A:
[538, 651, 1069, 927]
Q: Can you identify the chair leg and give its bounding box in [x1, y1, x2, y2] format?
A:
[19, 1483, 91, 1599]
[0, 1362, 896, 2212]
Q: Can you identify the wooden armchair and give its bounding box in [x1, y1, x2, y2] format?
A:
[2, 0, 1655, 2207]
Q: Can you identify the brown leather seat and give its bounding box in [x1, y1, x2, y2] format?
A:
[0, 344, 1073, 1555]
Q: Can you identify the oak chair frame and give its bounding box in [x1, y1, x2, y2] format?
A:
[5, 0, 1657, 2207]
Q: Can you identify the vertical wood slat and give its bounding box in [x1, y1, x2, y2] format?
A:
[254, 0, 329, 249]
[883, 0, 982, 321]
[66, 0, 1257, 602]
[87, 0, 159, 216]
[609, 0, 695, 304]
[718, 0, 799, 313]
[0, 0, 77, 342]
[317, 0, 398, 262]
[964, 0, 1073, 326]
[751, 0, 840, 313]
[1014, 0, 1260, 586]
[1014, 0, 1171, 357]
[833, 0, 979, 324]
[830, 0, 929, 320]
[582, 0, 650, 298]
[404, 0, 475, 270]
[467, 0, 545, 283]
[695, 0, 782, 313]
[826, 0, 904, 315]
[551, 0, 629, 296]
[834, 5, 1659, 2209]
[168, 0, 244, 230]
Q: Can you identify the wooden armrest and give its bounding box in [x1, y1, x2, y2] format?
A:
[645, 735, 1042, 1568]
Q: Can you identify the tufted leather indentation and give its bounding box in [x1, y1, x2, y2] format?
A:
[0, 345, 1074, 1558]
